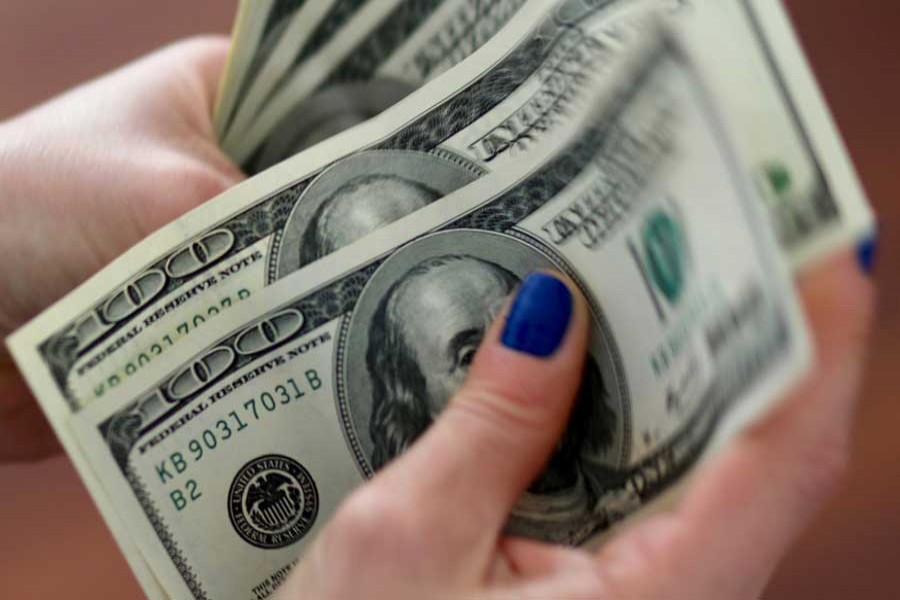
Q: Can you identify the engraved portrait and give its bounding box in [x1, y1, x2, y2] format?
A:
[342, 230, 633, 544]
[272, 150, 483, 280]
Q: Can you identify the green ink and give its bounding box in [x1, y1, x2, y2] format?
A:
[89, 290, 254, 399]
[642, 210, 686, 305]
[216, 418, 233, 440]
[288, 377, 305, 399]
[305, 370, 322, 391]
[189, 439, 203, 462]
[261, 392, 276, 412]
[228, 410, 248, 432]
[764, 161, 792, 197]
[244, 398, 259, 420]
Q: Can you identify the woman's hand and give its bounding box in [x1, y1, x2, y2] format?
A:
[0, 36, 243, 460]
[280, 254, 874, 600]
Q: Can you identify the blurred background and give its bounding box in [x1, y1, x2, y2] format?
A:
[0, 1, 896, 597]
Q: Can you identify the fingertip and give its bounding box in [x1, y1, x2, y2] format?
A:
[499, 272, 574, 357]
[468, 270, 590, 402]
[482, 270, 589, 358]
[856, 229, 878, 275]
[149, 35, 232, 123]
[798, 250, 876, 363]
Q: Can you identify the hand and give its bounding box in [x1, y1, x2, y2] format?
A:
[279, 254, 874, 600]
[0, 37, 243, 461]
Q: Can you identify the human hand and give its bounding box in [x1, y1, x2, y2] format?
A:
[0, 37, 242, 460]
[279, 253, 874, 600]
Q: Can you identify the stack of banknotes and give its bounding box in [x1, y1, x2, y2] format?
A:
[6, 1, 874, 598]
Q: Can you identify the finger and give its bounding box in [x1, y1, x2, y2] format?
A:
[596, 251, 876, 598]
[371, 271, 590, 561]
[499, 537, 594, 580]
[153, 36, 232, 123]
[183, 36, 233, 121]
[142, 36, 245, 184]
[488, 538, 607, 600]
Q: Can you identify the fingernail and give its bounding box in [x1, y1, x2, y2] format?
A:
[501, 273, 573, 357]
[857, 231, 878, 275]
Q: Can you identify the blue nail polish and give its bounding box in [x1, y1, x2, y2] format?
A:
[857, 231, 878, 275]
[501, 273, 573, 357]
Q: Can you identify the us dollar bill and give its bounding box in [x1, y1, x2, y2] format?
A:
[688, 0, 872, 264]
[214, 1, 318, 140]
[69, 31, 810, 600]
[215, 0, 364, 142]
[10, 0, 867, 425]
[222, 0, 531, 173]
[14, 0, 673, 417]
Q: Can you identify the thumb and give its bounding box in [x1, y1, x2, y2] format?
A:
[374, 271, 590, 554]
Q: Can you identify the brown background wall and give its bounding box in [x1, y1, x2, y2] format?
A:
[0, 1, 897, 597]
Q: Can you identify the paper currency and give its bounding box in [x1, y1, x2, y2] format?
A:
[68, 31, 810, 599]
[214, 1, 299, 139]
[214, 1, 360, 142]
[222, 0, 530, 173]
[9, 0, 866, 426]
[689, 0, 872, 266]
[14, 0, 665, 417]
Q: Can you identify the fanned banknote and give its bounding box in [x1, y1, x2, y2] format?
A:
[8, 0, 866, 422]
[69, 30, 810, 599]
[215, 1, 303, 139]
[221, 0, 530, 173]
[215, 0, 361, 141]
[16, 0, 675, 418]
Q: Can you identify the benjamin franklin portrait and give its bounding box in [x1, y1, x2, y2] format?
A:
[272, 150, 483, 281]
[298, 174, 441, 266]
[344, 232, 632, 545]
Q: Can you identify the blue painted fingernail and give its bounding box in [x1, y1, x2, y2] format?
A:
[501, 273, 573, 357]
[857, 231, 878, 275]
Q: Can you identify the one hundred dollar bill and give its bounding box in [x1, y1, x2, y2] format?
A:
[222, 0, 530, 173]
[214, 1, 289, 139]
[687, 0, 873, 265]
[67, 30, 810, 599]
[13, 0, 669, 417]
[214, 1, 360, 142]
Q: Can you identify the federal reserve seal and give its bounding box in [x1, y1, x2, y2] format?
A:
[228, 454, 319, 549]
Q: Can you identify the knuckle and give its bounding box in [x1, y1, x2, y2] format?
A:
[182, 163, 233, 201]
[454, 384, 546, 440]
[557, 553, 609, 596]
[594, 518, 680, 596]
[326, 487, 408, 550]
[578, 568, 612, 599]
[151, 153, 232, 202]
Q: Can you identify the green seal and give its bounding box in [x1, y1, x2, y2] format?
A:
[764, 161, 792, 198]
[642, 210, 686, 304]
